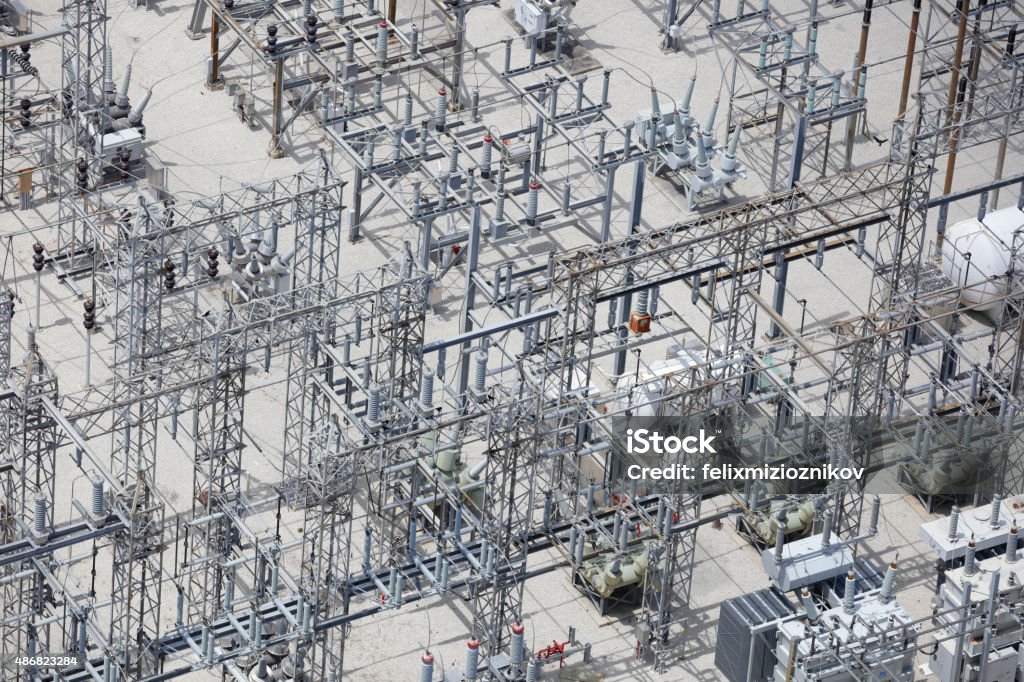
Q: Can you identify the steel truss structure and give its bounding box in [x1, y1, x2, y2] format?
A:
[3, 0, 1024, 681]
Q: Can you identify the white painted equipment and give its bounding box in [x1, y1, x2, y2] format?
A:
[774, 594, 916, 681]
[615, 341, 707, 418]
[513, 0, 575, 36]
[919, 496, 1020, 562]
[762, 532, 853, 592]
[939, 206, 1024, 319]
[928, 537, 1024, 682]
[95, 127, 143, 167]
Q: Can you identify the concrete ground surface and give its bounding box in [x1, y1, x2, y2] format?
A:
[4, 0, 1023, 679]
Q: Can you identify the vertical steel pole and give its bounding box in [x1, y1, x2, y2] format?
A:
[943, 78, 968, 196]
[844, 0, 874, 167]
[451, 7, 467, 109]
[944, 0, 971, 132]
[600, 165, 617, 243]
[458, 205, 482, 399]
[897, 0, 922, 121]
[627, 159, 645, 230]
[207, 11, 221, 89]
[992, 62, 1019, 208]
[269, 58, 285, 157]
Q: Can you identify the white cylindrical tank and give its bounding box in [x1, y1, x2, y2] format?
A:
[940, 206, 1024, 319]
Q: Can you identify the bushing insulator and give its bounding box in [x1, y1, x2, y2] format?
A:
[163, 259, 176, 291]
[76, 159, 89, 191]
[83, 298, 96, 331]
[266, 25, 278, 54]
[32, 242, 44, 273]
[207, 248, 220, 279]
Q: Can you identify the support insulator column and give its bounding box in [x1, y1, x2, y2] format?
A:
[464, 639, 479, 680]
[419, 652, 434, 682]
[435, 88, 448, 131]
[33, 493, 49, 541]
[842, 571, 856, 613]
[526, 181, 540, 226]
[376, 21, 389, 65]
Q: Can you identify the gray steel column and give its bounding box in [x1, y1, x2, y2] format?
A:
[269, 58, 285, 157]
[628, 159, 646, 230]
[786, 115, 807, 188]
[769, 252, 789, 339]
[351, 165, 364, 240]
[600, 165, 618, 243]
[458, 206, 483, 398]
[186, 0, 209, 39]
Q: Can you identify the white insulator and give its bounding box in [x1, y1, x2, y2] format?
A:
[966, 541, 978, 576]
[880, 559, 897, 602]
[526, 658, 540, 682]
[103, 47, 115, 93]
[680, 74, 696, 114]
[128, 89, 152, 125]
[727, 125, 741, 156]
[473, 351, 488, 393]
[701, 98, 719, 144]
[33, 493, 48, 535]
[465, 639, 480, 680]
[694, 136, 711, 179]
[367, 384, 381, 423]
[842, 572, 856, 613]
[635, 289, 649, 317]
[495, 191, 506, 222]
[117, 64, 132, 108]
[948, 505, 960, 541]
[1009, 526, 1019, 563]
[510, 623, 525, 666]
[527, 182, 540, 223]
[419, 652, 434, 682]
[991, 494, 1002, 528]
[333, 0, 344, 19]
[376, 21, 388, 64]
[345, 30, 356, 62]
[90, 474, 105, 518]
[404, 93, 414, 127]
[799, 588, 818, 621]
[393, 127, 404, 161]
[478, 137, 494, 179]
[449, 142, 460, 175]
[435, 88, 448, 130]
[419, 369, 434, 407]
